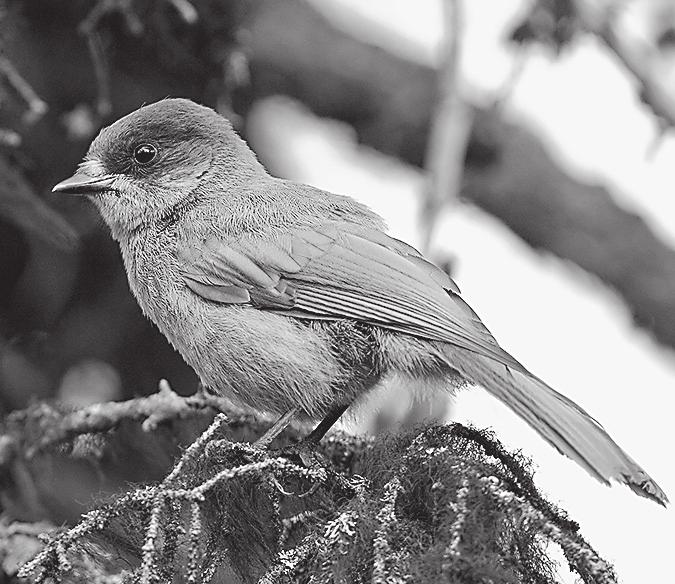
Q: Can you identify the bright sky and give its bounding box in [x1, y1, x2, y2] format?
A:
[251, 1, 675, 582]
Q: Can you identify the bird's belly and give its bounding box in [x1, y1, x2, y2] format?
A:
[140, 285, 352, 417]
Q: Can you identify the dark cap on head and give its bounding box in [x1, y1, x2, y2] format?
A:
[53, 98, 261, 198]
[52, 98, 264, 236]
[87, 99, 234, 177]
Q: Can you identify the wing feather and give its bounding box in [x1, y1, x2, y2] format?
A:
[178, 223, 523, 371]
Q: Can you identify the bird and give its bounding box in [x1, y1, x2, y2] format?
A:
[53, 98, 667, 505]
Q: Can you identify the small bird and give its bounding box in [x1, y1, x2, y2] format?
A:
[53, 98, 667, 505]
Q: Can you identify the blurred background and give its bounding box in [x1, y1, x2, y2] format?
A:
[0, 0, 674, 582]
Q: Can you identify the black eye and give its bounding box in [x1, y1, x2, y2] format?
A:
[133, 144, 157, 165]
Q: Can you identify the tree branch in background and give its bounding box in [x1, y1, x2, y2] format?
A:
[165, 0, 199, 25]
[463, 111, 675, 343]
[79, 0, 145, 117]
[399, 0, 470, 428]
[0, 154, 78, 253]
[573, 0, 675, 130]
[0, 54, 47, 125]
[420, 0, 473, 254]
[247, 0, 675, 350]
[0, 379, 255, 466]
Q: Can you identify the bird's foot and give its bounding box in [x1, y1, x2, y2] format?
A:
[276, 438, 328, 471]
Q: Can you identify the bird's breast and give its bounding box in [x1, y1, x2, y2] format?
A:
[120, 230, 199, 335]
[115, 228, 375, 418]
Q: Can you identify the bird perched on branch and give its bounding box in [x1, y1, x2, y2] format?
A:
[53, 98, 667, 505]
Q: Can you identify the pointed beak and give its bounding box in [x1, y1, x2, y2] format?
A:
[52, 170, 115, 195]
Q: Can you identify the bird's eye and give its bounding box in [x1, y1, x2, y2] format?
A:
[133, 144, 157, 165]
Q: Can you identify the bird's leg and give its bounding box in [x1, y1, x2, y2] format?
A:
[255, 403, 348, 452]
[253, 408, 299, 449]
[270, 405, 349, 472]
[303, 404, 349, 445]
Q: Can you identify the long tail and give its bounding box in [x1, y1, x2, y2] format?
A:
[446, 347, 668, 506]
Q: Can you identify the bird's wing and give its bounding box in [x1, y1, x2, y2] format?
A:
[178, 222, 525, 372]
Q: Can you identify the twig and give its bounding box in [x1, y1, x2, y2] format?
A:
[185, 501, 203, 583]
[443, 477, 470, 565]
[83, 32, 112, 118]
[163, 411, 229, 486]
[79, 0, 143, 36]
[574, 0, 675, 129]
[139, 493, 165, 583]
[420, 0, 473, 253]
[19, 432, 327, 582]
[371, 477, 402, 584]
[0, 54, 47, 124]
[79, 0, 144, 117]
[25, 379, 249, 455]
[491, 48, 529, 109]
[480, 476, 617, 584]
[166, 0, 199, 24]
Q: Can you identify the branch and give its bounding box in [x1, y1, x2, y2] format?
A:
[10, 416, 614, 584]
[245, 0, 675, 350]
[79, 0, 145, 117]
[0, 380, 261, 466]
[0, 53, 47, 124]
[574, 0, 675, 129]
[0, 154, 78, 252]
[420, 0, 473, 253]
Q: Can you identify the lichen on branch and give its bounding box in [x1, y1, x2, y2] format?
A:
[3, 393, 616, 584]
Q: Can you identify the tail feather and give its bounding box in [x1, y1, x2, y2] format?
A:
[447, 347, 668, 506]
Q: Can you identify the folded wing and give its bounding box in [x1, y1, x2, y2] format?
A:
[178, 222, 525, 372]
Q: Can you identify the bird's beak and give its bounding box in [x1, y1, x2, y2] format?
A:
[52, 170, 115, 195]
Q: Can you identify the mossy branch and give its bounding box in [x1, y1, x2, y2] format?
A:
[2, 391, 616, 584]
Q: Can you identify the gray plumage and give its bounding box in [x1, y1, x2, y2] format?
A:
[53, 98, 667, 506]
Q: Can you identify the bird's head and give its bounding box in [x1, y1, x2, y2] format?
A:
[53, 98, 262, 238]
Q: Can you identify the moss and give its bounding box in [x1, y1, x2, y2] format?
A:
[15, 417, 615, 584]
